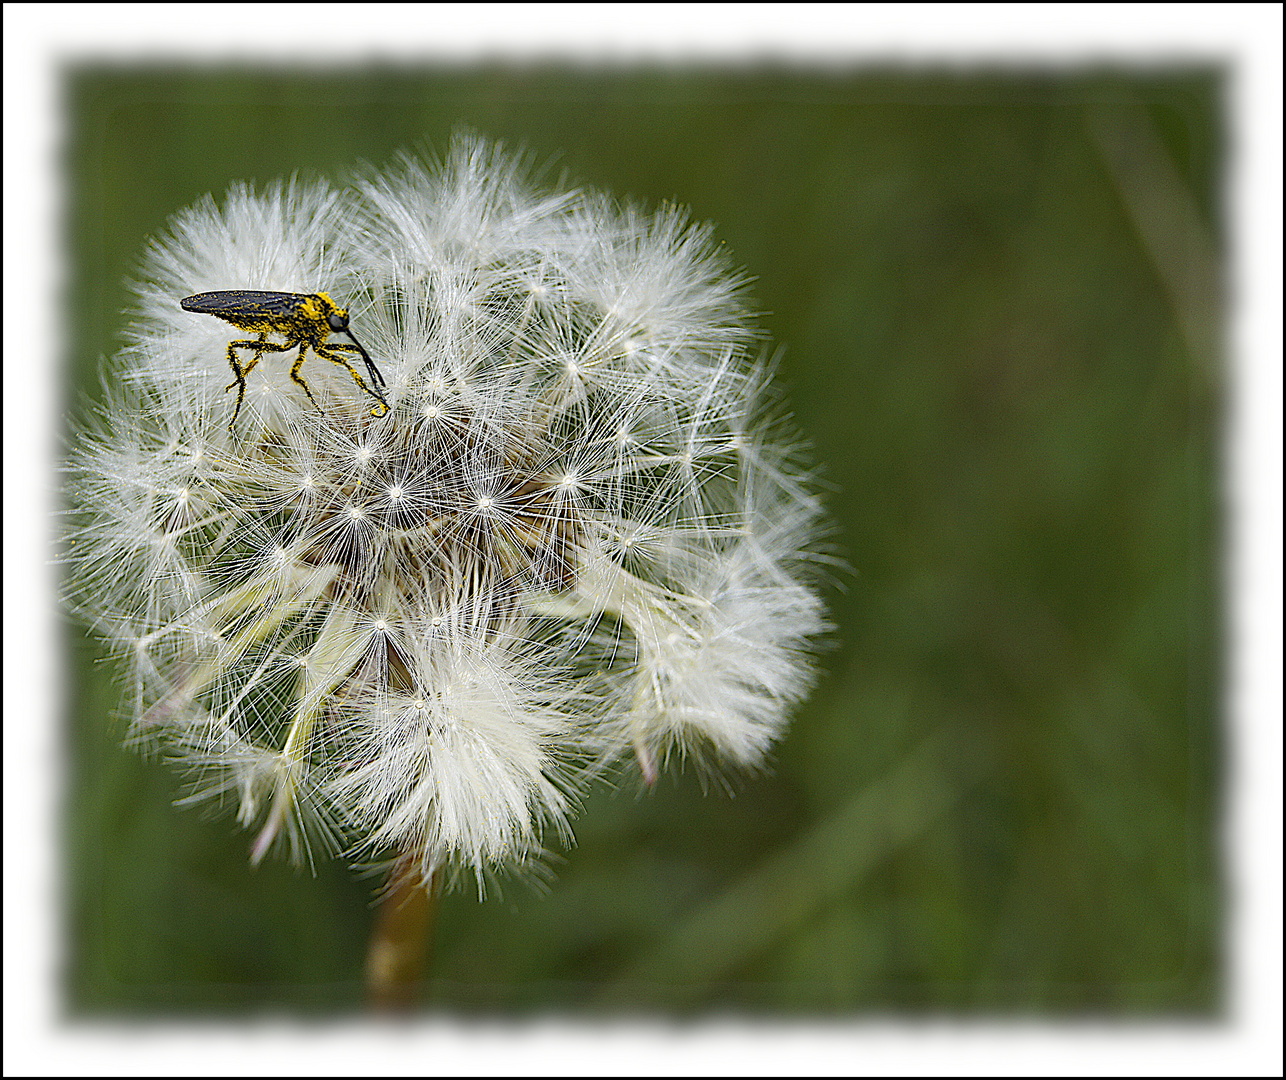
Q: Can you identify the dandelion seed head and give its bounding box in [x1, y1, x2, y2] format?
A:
[62, 133, 830, 889]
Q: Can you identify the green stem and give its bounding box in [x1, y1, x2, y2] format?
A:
[365, 856, 443, 1011]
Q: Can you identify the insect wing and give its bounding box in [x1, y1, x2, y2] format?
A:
[180, 291, 306, 317]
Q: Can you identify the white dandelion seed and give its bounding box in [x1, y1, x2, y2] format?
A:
[61, 133, 831, 891]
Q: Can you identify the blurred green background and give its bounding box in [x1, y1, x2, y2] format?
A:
[64, 66, 1221, 1012]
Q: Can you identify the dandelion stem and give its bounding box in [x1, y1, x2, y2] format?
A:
[365, 856, 443, 1010]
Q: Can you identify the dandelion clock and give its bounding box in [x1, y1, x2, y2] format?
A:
[62, 134, 831, 997]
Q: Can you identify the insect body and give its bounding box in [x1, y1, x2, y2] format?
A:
[180, 290, 389, 427]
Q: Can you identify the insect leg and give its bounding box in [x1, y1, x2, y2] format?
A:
[225, 342, 248, 417]
[340, 328, 387, 390]
[226, 336, 295, 428]
[318, 343, 390, 418]
[288, 345, 324, 414]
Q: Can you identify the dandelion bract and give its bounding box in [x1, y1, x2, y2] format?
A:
[63, 134, 830, 890]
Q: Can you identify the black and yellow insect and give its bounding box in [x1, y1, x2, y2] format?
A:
[180, 290, 389, 427]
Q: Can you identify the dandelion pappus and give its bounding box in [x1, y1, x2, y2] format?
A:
[180, 290, 389, 427]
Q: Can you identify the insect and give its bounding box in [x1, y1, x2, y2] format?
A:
[179, 290, 389, 427]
